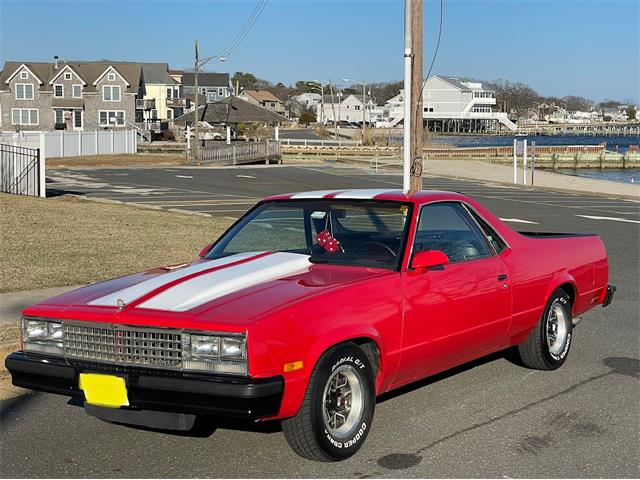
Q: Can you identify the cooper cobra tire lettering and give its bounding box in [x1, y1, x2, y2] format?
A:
[282, 344, 375, 461]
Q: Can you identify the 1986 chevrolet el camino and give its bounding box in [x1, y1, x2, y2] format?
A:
[7, 189, 615, 461]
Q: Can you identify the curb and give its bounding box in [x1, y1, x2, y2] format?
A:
[68, 195, 212, 217]
[423, 172, 640, 202]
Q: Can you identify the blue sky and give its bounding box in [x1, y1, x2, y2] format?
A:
[1, 0, 638, 102]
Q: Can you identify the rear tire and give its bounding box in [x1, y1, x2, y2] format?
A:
[282, 343, 375, 461]
[518, 289, 573, 370]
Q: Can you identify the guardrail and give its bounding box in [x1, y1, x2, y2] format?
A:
[281, 138, 359, 147]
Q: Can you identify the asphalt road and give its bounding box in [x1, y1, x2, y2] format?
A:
[2, 165, 639, 478]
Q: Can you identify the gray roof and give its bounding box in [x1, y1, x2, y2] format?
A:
[141, 63, 175, 85]
[438, 76, 473, 91]
[181, 72, 230, 87]
[176, 96, 287, 125]
[0, 61, 142, 94]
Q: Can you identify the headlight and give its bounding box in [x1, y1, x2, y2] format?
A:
[22, 318, 64, 355]
[182, 332, 247, 375]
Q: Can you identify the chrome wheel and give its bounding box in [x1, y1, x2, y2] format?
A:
[322, 365, 364, 437]
[546, 302, 568, 356]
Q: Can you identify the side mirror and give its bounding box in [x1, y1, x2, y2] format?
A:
[411, 250, 449, 270]
[198, 242, 214, 258]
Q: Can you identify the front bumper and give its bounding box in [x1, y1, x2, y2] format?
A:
[602, 284, 616, 308]
[5, 351, 284, 420]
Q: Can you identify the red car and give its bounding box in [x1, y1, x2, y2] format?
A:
[7, 189, 615, 461]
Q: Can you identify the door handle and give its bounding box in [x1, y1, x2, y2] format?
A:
[497, 274, 508, 281]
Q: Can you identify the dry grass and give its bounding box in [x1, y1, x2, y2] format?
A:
[0, 322, 23, 400]
[0, 193, 233, 293]
[46, 154, 186, 168]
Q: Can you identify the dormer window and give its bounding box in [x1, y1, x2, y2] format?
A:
[20, 71, 28, 79]
[107, 72, 116, 81]
[64, 72, 72, 80]
[54, 85, 64, 97]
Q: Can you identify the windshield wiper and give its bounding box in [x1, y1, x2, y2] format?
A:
[309, 255, 332, 264]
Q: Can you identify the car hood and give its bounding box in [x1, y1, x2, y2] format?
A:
[24, 252, 392, 328]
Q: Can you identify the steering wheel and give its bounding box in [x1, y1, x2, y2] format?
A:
[354, 241, 396, 257]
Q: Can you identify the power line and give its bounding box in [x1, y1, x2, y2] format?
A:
[217, 0, 269, 59]
[416, 0, 444, 113]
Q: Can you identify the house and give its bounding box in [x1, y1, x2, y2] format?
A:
[379, 75, 517, 131]
[0, 57, 143, 131]
[316, 94, 376, 124]
[238, 90, 286, 115]
[181, 72, 233, 104]
[289, 92, 322, 117]
[140, 63, 186, 122]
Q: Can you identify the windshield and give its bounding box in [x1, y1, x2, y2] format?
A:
[208, 200, 412, 270]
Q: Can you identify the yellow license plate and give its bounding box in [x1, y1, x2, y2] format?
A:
[79, 373, 129, 408]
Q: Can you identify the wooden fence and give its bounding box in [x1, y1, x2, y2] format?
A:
[189, 140, 281, 165]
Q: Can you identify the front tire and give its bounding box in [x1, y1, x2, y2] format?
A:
[518, 288, 573, 370]
[282, 343, 375, 461]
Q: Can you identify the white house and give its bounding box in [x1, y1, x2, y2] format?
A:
[379, 75, 516, 131]
[316, 94, 376, 124]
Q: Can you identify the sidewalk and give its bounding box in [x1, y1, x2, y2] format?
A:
[424, 159, 640, 199]
[0, 285, 82, 325]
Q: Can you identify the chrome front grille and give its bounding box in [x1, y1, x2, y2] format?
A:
[63, 322, 183, 369]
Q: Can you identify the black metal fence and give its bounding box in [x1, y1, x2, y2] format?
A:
[0, 144, 41, 197]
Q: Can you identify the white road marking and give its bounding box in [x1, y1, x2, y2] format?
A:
[576, 215, 640, 224]
[237, 174, 256, 179]
[499, 218, 539, 224]
[175, 175, 193, 179]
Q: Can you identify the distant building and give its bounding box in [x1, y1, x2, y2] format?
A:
[181, 72, 233, 104]
[140, 63, 185, 123]
[289, 92, 322, 117]
[238, 89, 286, 115]
[0, 58, 143, 131]
[316, 94, 376, 124]
[379, 75, 516, 132]
[601, 107, 628, 122]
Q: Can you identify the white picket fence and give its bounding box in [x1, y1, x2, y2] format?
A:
[0, 130, 137, 158]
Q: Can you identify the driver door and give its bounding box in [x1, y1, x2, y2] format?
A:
[395, 202, 511, 386]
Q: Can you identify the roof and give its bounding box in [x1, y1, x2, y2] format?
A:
[175, 96, 287, 124]
[241, 89, 283, 103]
[51, 98, 84, 108]
[264, 189, 471, 204]
[141, 63, 175, 85]
[181, 72, 230, 87]
[436, 76, 473, 91]
[0, 61, 141, 94]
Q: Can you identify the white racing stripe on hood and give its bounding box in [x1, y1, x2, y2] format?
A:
[138, 252, 312, 312]
[88, 252, 261, 307]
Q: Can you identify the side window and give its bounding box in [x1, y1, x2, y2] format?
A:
[466, 207, 508, 254]
[414, 203, 492, 262]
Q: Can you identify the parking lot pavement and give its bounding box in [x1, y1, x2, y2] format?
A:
[1, 165, 638, 478]
[46, 165, 640, 221]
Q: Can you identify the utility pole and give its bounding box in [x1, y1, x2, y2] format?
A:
[193, 40, 200, 164]
[409, 0, 423, 192]
[329, 81, 338, 139]
[402, 0, 412, 191]
[362, 82, 367, 145]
